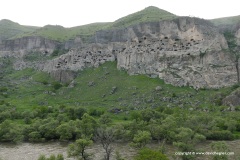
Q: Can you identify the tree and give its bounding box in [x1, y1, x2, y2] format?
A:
[56, 121, 75, 141]
[0, 120, 23, 143]
[66, 107, 87, 120]
[68, 137, 93, 160]
[173, 127, 206, 160]
[79, 113, 98, 136]
[29, 131, 43, 142]
[141, 109, 158, 122]
[95, 127, 115, 160]
[173, 127, 205, 150]
[131, 130, 151, 148]
[224, 120, 237, 132]
[127, 120, 148, 139]
[160, 115, 177, 142]
[133, 148, 169, 160]
[99, 114, 112, 125]
[148, 120, 164, 143]
[39, 118, 59, 140]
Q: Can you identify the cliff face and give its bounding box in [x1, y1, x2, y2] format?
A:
[116, 17, 235, 88]
[1, 17, 239, 88]
[0, 36, 60, 57]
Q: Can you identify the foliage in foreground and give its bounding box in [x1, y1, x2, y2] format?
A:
[37, 154, 64, 160]
[133, 148, 169, 160]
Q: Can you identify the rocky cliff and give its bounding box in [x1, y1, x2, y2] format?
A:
[0, 36, 60, 57]
[0, 17, 239, 88]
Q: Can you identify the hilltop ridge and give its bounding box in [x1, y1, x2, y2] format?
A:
[1, 6, 240, 42]
[106, 6, 177, 29]
[210, 15, 240, 26]
[0, 6, 177, 41]
[0, 19, 39, 40]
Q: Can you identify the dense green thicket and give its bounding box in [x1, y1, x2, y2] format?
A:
[0, 104, 239, 143]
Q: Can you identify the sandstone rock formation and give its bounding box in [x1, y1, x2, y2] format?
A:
[0, 17, 239, 88]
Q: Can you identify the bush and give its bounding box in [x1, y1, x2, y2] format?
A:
[51, 49, 67, 57]
[42, 80, 48, 85]
[29, 131, 44, 142]
[131, 131, 151, 148]
[56, 154, 64, 160]
[0, 120, 24, 143]
[37, 154, 64, 160]
[38, 155, 47, 160]
[134, 148, 169, 160]
[88, 108, 104, 117]
[206, 130, 234, 140]
[52, 82, 62, 90]
[99, 114, 112, 124]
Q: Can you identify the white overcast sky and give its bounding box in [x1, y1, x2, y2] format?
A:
[0, 0, 239, 27]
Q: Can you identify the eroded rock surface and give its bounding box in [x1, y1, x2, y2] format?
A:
[1, 17, 239, 88]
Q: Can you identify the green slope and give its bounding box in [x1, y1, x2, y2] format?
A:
[107, 6, 177, 29]
[210, 15, 240, 26]
[0, 19, 39, 40]
[13, 22, 110, 42]
[1, 61, 235, 111]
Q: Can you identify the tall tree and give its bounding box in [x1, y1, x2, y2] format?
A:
[68, 136, 93, 160]
[95, 127, 115, 160]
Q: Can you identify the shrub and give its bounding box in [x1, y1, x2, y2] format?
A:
[38, 155, 47, 160]
[206, 130, 234, 140]
[52, 82, 62, 90]
[42, 80, 48, 85]
[29, 131, 43, 142]
[131, 131, 151, 148]
[134, 148, 169, 160]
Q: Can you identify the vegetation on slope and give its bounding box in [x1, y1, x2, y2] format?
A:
[210, 15, 240, 26]
[1, 61, 235, 110]
[13, 22, 110, 42]
[0, 19, 39, 40]
[1, 60, 240, 159]
[106, 6, 177, 29]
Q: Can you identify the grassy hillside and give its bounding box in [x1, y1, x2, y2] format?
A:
[13, 22, 110, 42]
[1, 61, 236, 111]
[0, 19, 39, 40]
[4, 6, 177, 42]
[210, 15, 240, 26]
[107, 6, 177, 29]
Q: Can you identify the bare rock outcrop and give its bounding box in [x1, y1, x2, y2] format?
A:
[1, 17, 239, 88]
[0, 36, 59, 56]
[42, 17, 238, 88]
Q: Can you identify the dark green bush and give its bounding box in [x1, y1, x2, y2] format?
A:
[134, 148, 169, 160]
[52, 82, 62, 90]
[206, 130, 234, 140]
